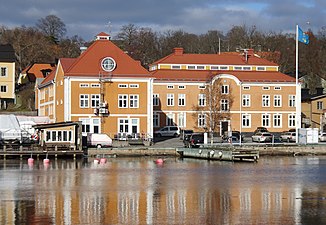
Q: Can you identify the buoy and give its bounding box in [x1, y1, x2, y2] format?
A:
[43, 158, 50, 164]
[28, 158, 34, 164]
[94, 159, 100, 164]
[155, 158, 164, 164]
[100, 158, 107, 164]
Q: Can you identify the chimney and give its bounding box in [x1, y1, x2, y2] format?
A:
[80, 46, 87, 54]
[316, 87, 324, 95]
[174, 47, 184, 56]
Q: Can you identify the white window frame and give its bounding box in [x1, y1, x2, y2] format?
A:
[153, 94, 159, 106]
[288, 114, 296, 128]
[262, 95, 270, 107]
[118, 84, 128, 88]
[129, 84, 139, 88]
[80, 94, 89, 108]
[243, 86, 250, 90]
[262, 86, 270, 90]
[221, 99, 229, 111]
[221, 85, 229, 94]
[166, 113, 174, 126]
[198, 114, 206, 127]
[0, 85, 7, 93]
[91, 83, 100, 88]
[0, 67, 7, 77]
[178, 85, 185, 89]
[167, 94, 174, 106]
[289, 95, 295, 107]
[80, 83, 89, 88]
[198, 94, 206, 107]
[167, 85, 174, 89]
[273, 114, 282, 128]
[262, 114, 271, 128]
[91, 94, 100, 108]
[129, 95, 139, 108]
[178, 94, 186, 106]
[242, 94, 250, 107]
[118, 94, 128, 108]
[317, 101, 323, 110]
[274, 95, 282, 107]
[178, 112, 186, 128]
[242, 114, 251, 128]
[274, 86, 281, 90]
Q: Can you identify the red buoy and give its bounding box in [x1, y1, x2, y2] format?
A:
[155, 158, 164, 164]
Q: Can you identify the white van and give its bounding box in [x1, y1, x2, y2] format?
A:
[154, 126, 180, 137]
[87, 133, 112, 148]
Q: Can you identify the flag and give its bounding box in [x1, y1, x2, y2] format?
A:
[298, 26, 309, 44]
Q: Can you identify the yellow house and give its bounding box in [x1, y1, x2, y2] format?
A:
[36, 32, 154, 139]
[0, 44, 16, 109]
[150, 48, 299, 135]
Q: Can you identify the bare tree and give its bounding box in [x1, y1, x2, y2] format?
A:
[36, 15, 67, 43]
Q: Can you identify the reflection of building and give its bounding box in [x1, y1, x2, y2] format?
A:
[0, 44, 16, 109]
[36, 32, 153, 138]
[301, 87, 326, 131]
[150, 48, 298, 134]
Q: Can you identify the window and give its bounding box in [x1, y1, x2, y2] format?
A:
[172, 65, 181, 69]
[118, 84, 128, 88]
[178, 112, 186, 127]
[129, 84, 139, 88]
[211, 66, 219, 70]
[187, 65, 196, 70]
[262, 114, 270, 127]
[178, 94, 186, 106]
[80, 94, 89, 108]
[317, 101, 323, 110]
[153, 94, 160, 106]
[91, 94, 100, 108]
[288, 114, 296, 127]
[118, 118, 139, 135]
[198, 85, 206, 89]
[93, 119, 100, 133]
[118, 94, 128, 108]
[167, 85, 174, 89]
[198, 114, 206, 127]
[80, 83, 89, 88]
[198, 94, 206, 106]
[221, 85, 229, 94]
[166, 113, 174, 126]
[129, 95, 139, 108]
[289, 95, 295, 107]
[220, 66, 228, 70]
[274, 95, 282, 107]
[243, 66, 251, 71]
[91, 83, 100, 88]
[257, 66, 265, 71]
[178, 85, 185, 89]
[221, 99, 229, 111]
[101, 57, 116, 72]
[273, 114, 282, 127]
[0, 85, 7, 93]
[153, 113, 160, 127]
[262, 86, 270, 90]
[119, 119, 129, 133]
[262, 95, 270, 107]
[242, 94, 250, 107]
[197, 65, 205, 70]
[274, 86, 281, 90]
[80, 118, 91, 133]
[167, 94, 174, 106]
[0, 67, 7, 76]
[242, 114, 251, 127]
[234, 66, 242, 70]
[243, 86, 250, 90]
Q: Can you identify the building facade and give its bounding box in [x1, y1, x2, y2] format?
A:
[0, 44, 16, 109]
[37, 32, 154, 139]
[150, 48, 299, 135]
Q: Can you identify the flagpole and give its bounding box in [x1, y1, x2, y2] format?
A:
[295, 25, 300, 144]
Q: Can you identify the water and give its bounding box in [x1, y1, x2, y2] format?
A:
[1, 156, 326, 225]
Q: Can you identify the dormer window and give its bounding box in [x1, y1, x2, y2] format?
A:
[101, 57, 116, 72]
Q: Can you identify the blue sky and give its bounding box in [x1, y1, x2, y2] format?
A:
[1, 0, 324, 41]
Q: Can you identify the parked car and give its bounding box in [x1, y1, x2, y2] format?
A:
[319, 133, 326, 142]
[154, 126, 180, 137]
[231, 131, 244, 141]
[279, 132, 296, 142]
[184, 133, 204, 148]
[87, 133, 113, 148]
[254, 127, 269, 134]
[252, 132, 273, 142]
[180, 129, 194, 140]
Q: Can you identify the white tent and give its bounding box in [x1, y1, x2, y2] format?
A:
[0, 114, 22, 143]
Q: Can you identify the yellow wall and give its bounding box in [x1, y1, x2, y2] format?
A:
[0, 62, 15, 99]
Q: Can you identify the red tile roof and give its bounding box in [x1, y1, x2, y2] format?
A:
[152, 48, 278, 66]
[22, 63, 55, 82]
[151, 69, 296, 83]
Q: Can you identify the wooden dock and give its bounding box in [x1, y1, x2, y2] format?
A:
[177, 147, 259, 162]
[0, 144, 84, 159]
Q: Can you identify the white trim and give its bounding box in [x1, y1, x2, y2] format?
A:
[39, 100, 55, 107]
[147, 78, 154, 136]
[71, 113, 149, 117]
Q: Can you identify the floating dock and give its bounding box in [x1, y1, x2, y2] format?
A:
[177, 147, 259, 162]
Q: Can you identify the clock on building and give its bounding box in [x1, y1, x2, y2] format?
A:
[101, 57, 116, 72]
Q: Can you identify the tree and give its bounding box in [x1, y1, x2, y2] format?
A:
[192, 75, 234, 143]
[36, 15, 67, 43]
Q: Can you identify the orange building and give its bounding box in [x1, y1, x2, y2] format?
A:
[36, 32, 154, 139]
[150, 48, 299, 135]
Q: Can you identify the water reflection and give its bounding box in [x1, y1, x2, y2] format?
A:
[0, 157, 326, 224]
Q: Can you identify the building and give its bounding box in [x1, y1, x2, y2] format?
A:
[301, 87, 326, 131]
[0, 44, 16, 109]
[150, 48, 298, 135]
[36, 32, 154, 139]
[18, 63, 55, 85]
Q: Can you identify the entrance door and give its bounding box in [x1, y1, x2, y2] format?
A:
[221, 121, 229, 137]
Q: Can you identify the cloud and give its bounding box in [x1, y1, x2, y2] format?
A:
[0, 0, 324, 40]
